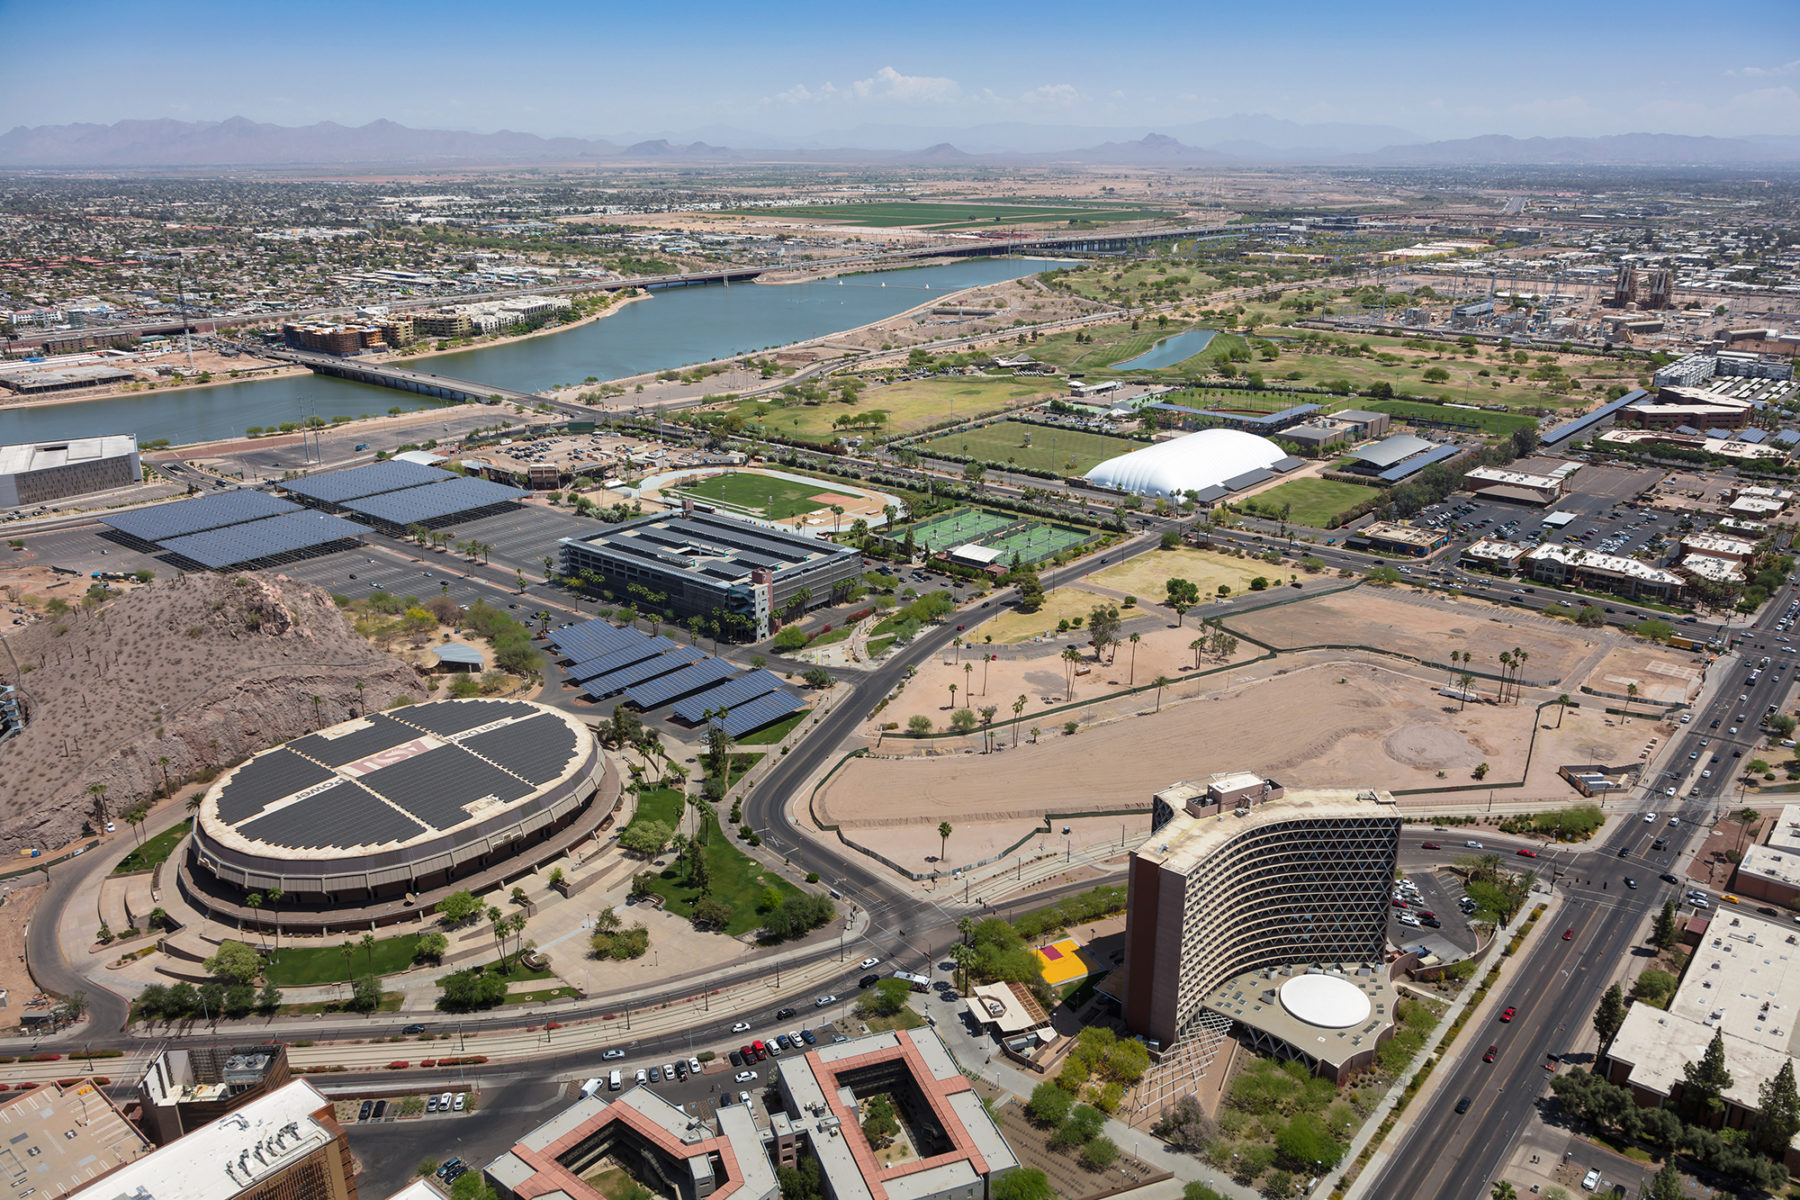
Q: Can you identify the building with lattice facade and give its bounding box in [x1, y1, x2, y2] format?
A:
[1122, 777, 1401, 1077]
[0, 435, 140, 507]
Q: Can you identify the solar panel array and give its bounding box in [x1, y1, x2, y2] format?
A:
[669, 669, 787, 724]
[158, 509, 371, 569]
[373, 744, 535, 829]
[621, 656, 739, 709]
[283, 460, 455, 504]
[567, 636, 674, 683]
[214, 750, 336, 826]
[551, 619, 648, 661]
[462, 712, 579, 785]
[1376, 443, 1463, 483]
[288, 713, 423, 768]
[395, 698, 536, 737]
[342, 475, 527, 526]
[716, 690, 807, 738]
[102, 490, 300, 543]
[580, 644, 705, 699]
[238, 781, 427, 851]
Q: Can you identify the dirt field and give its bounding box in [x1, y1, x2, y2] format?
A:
[1085, 547, 1276, 603]
[1585, 644, 1707, 706]
[973, 587, 1129, 645]
[1227, 586, 1599, 687]
[823, 655, 1647, 829]
[0, 883, 44, 1028]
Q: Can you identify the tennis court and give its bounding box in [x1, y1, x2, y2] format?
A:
[984, 523, 1090, 564]
[900, 507, 1014, 548]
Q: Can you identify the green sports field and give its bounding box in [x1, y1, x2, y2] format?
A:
[1361, 399, 1540, 436]
[1239, 478, 1377, 528]
[668, 472, 834, 520]
[726, 201, 1176, 229]
[914, 420, 1138, 475]
[886, 505, 1095, 566]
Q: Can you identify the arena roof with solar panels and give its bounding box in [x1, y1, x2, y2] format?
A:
[189, 699, 603, 897]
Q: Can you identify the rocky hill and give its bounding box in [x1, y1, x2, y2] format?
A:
[0, 573, 426, 856]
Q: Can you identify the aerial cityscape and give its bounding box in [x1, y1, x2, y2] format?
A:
[5, 4, 1800, 1200]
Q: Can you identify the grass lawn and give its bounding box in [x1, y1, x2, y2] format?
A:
[506, 985, 580, 1005]
[670, 472, 830, 520]
[113, 819, 191, 875]
[860, 1005, 927, 1032]
[264, 934, 423, 987]
[1240, 478, 1376, 528]
[867, 635, 897, 657]
[971, 587, 1114, 644]
[721, 377, 1054, 445]
[1088, 547, 1273, 603]
[737, 712, 808, 745]
[913, 419, 1138, 475]
[277, 991, 404, 1016]
[725, 201, 1176, 228]
[1360, 398, 1541, 436]
[628, 787, 685, 830]
[639, 810, 805, 937]
[807, 625, 854, 648]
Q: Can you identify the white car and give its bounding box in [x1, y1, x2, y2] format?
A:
[814, 995, 837, 1007]
[1582, 1167, 1601, 1191]
[734, 1070, 758, 1083]
[730, 1021, 751, 1033]
[1644, 813, 1656, 823]
[859, 957, 881, 970]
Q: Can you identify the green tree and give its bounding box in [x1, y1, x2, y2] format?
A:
[1183, 1187, 1227, 1200]
[862, 1094, 899, 1146]
[1275, 1112, 1343, 1171]
[1754, 1059, 1800, 1154]
[1593, 983, 1627, 1047]
[1081, 1137, 1119, 1170]
[415, 932, 450, 963]
[451, 1169, 499, 1200]
[992, 1168, 1054, 1200]
[1680, 1027, 1735, 1122]
[1165, 577, 1200, 625]
[1644, 1160, 1682, 1200]
[1152, 1095, 1215, 1150]
[907, 714, 933, 736]
[619, 820, 673, 857]
[1489, 1184, 1517, 1200]
[439, 968, 509, 1011]
[437, 889, 482, 926]
[350, 975, 382, 1012]
[949, 708, 977, 734]
[1027, 1082, 1075, 1126]
[256, 980, 283, 1015]
[1652, 900, 1678, 951]
[204, 939, 263, 986]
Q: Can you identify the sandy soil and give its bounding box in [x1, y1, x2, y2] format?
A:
[1085, 548, 1285, 604]
[0, 883, 45, 1027]
[1584, 643, 1707, 706]
[823, 654, 1648, 829]
[1228, 586, 1598, 687]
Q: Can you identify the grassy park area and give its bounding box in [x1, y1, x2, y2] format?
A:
[625, 788, 807, 936]
[262, 934, 424, 987]
[1087, 547, 1272, 601]
[113, 819, 191, 875]
[1030, 324, 1246, 375]
[1238, 478, 1376, 528]
[669, 472, 831, 520]
[913, 420, 1137, 474]
[721, 376, 1053, 444]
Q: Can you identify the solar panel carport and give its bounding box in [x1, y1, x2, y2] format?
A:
[157, 509, 370, 569]
[282, 460, 454, 505]
[342, 475, 526, 526]
[1376, 443, 1463, 483]
[551, 619, 649, 662]
[566, 636, 675, 683]
[579, 645, 705, 700]
[621, 656, 738, 710]
[102, 490, 300, 543]
[716, 691, 807, 738]
[669, 669, 789, 724]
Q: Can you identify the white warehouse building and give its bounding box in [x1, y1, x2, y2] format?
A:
[1084, 428, 1288, 500]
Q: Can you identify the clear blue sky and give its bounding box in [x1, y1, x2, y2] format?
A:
[2, 0, 1796, 143]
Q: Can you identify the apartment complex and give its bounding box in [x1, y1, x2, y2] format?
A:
[0, 435, 140, 507]
[1122, 775, 1402, 1077]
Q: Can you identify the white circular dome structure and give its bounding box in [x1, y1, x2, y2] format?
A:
[1084, 428, 1286, 499]
[1277, 975, 1373, 1029]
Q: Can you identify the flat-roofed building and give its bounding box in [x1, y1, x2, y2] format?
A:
[1343, 433, 1437, 475]
[1122, 776, 1401, 1078]
[1679, 554, 1747, 585]
[1731, 804, 1800, 908]
[136, 1043, 293, 1146]
[1620, 386, 1754, 431]
[558, 507, 861, 641]
[1278, 423, 1350, 453]
[66, 1079, 355, 1200]
[1325, 409, 1392, 439]
[1523, 544, 1685, 602]
[1604, 908, 1800, 1168]
[0, 364, 136, 396]
[0, 435, 140, 507]
[1348, 521, 1445, 557]
[0, 1081, 151, 1198]
[1463, 465, 1573, 506]
[1460, 538, 1526, 573]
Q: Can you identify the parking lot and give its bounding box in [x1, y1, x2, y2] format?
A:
[1416, 488, 1684, 564]
[1388, 866, 1483, 961]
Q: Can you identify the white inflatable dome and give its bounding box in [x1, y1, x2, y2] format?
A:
[1084, 428, 1286, 499]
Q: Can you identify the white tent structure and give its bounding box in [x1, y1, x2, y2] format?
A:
[1084, 428, 1287, 499]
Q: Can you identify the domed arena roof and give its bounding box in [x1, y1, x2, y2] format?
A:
[1084, 428, 1286, 499]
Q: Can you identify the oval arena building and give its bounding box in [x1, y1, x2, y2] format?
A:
[181, 699, 612, 931]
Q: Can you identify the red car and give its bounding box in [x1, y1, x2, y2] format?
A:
[1421, 841, 1441, 850]
[1420, 910, 1436, 920]
[741, 1044, 756, 1062]
[1500, 1007, 1515, 1023]
[1562, 929, 1574, 941]
[1516, 848, 1538, 858]
[1391, 899, 1408, 908]
[1483, 1046, 1498, 1063]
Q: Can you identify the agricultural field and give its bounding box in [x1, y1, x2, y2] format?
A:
[726, 201, 1179, 228]
[913, 419, 1139, 474]
[718, 376, 1054, 444]
[668, 472, 830, 519]
[1238, 477, 1377, 528]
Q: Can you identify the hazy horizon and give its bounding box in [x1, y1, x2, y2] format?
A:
[4, 0, 1796, 146]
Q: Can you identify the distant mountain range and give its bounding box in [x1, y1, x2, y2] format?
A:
[3, 116, 1798, 169]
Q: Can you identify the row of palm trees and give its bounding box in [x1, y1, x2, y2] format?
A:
[1444, 646, 1533, 709]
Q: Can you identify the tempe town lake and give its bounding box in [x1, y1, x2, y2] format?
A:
[5, 258, 1065, 448]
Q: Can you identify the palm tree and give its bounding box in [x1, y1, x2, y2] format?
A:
[979, 706, 997, 752]
[937, 821, 953, 865]
[1497, 652, 1512, 706]
[829, 504, 845, 535]
[86, 784, 109, 828]
[156, 755, 171, 795]
[952, 635, 962, 663]
[245, 893, 266, 952]
[1127, 631, 1141, 685]
[948, 681, 958, 710]
[124, 807, 145, 847]
[1061, 646, 1081, 697]
[1556, 693, 1572, 728]
[1011, 694, 1027, 746]
[186, 793, 204, 813]
[354, 680, 365, 714]
[1456, 672, 1476, 711]
[1625, 682, 1639, 721]
[310, 695, 323, 726]
[1733, 806, 1763, 854]
[267, 887, 283, 959]
[963, 661, 973, 700]
[360, 932, 376, 974]
[1190, 636, 1205, 670]
[1152, 675, 1171, 712]
[948, 942, 976, 992]
[1028, 726, 1041, 745]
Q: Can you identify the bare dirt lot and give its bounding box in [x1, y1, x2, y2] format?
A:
[1585, 643, 1707, 706]
[1226, 586, 1599, 687]
[822, 655, 1648, 830]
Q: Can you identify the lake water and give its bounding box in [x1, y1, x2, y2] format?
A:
[1112, 328, 1217, 371]
[2, 257, 1061, 447]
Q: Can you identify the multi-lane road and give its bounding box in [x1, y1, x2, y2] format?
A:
[1365, 576, 1798, 1199]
